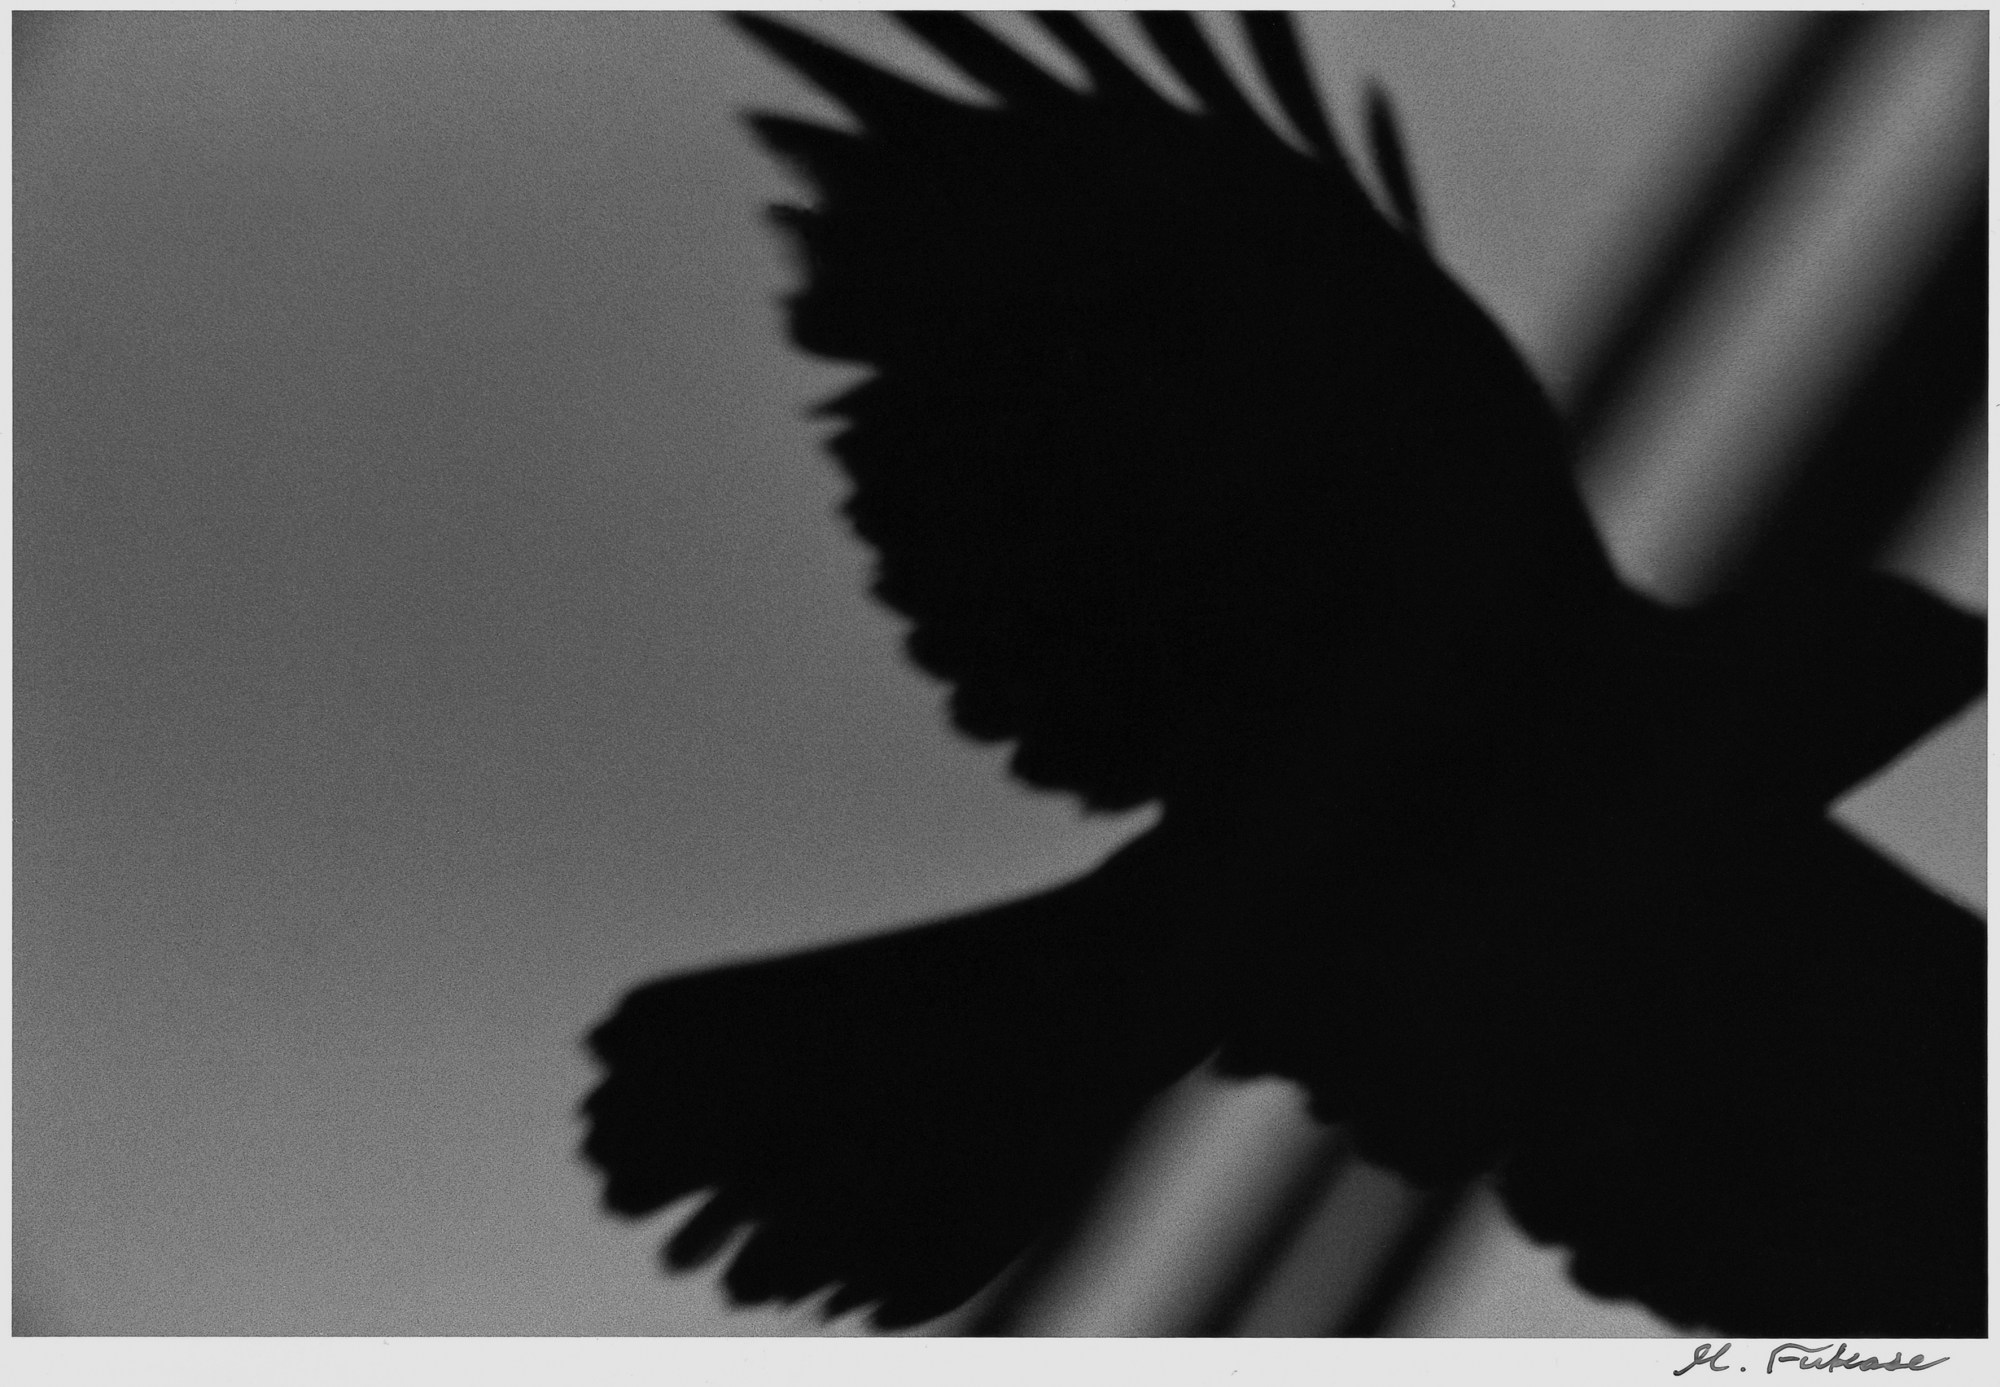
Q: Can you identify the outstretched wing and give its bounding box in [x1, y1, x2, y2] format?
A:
[1197, 574, 1985, 1335]
[583, 831, 1220, 1327]
[738, 12, 1620, 811]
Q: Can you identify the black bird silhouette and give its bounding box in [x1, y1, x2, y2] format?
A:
[582, 14, 1985, 1334]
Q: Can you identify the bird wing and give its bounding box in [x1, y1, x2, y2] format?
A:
[736, 12, 1620, 812]
[582, 830, 1220, 1327]
[1201, 578, 1986, 1334]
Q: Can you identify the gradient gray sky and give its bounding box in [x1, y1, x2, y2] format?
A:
[14, 10, 1984, 1337]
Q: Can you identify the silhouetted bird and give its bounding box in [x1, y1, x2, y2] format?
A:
[583, 13, 1984, 1335]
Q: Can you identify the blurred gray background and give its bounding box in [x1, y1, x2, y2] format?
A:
[14, 11, 1984, 1335]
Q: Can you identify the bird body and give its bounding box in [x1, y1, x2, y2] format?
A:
[584, 13, 1983, 1336]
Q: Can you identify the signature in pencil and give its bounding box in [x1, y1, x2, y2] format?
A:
[1673, 1341, 1951, 1375]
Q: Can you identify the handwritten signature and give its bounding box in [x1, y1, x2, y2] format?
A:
[1674, 1342, 1950, 1375]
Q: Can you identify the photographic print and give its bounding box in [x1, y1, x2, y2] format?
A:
[14, 9, 1987, 1347]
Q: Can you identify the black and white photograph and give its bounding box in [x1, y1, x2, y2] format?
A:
[13, 6, 1989, 1356]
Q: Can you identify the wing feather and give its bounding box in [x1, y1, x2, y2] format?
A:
[892, 12, 1075, 105]
[1135, 12, 1269, 130]
[1031, 12, 1177, 108]
[1242, 11, 1343, 161]
[734, 13, 959, 130]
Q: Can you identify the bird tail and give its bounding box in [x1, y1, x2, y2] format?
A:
[579, 829, 1215, 1328]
